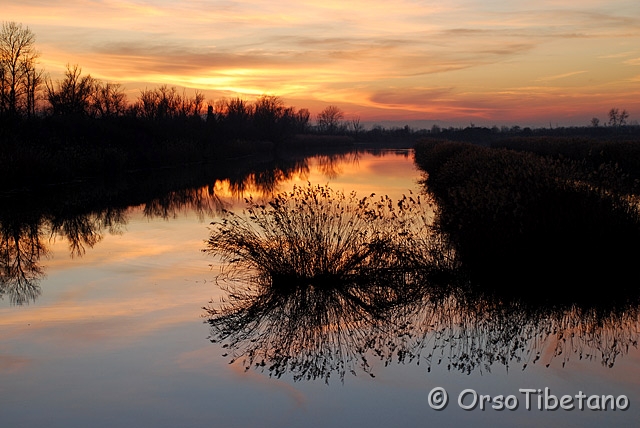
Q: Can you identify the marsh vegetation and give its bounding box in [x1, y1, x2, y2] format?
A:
[203, 183, 454, 381]
[414, 139, 640, 296]
[203, 178, 640, 381]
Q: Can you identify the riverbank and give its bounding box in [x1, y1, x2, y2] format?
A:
[414, 137, 640, 298]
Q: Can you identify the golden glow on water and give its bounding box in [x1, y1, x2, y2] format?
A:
[0, 151, 418, 334]
[207, 151, 418, 202]
[1, 152, 639, 426]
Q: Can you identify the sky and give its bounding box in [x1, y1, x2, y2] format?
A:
[4, 0, 640, 127]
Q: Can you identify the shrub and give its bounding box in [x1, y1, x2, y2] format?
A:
[203, 183, 454, 381]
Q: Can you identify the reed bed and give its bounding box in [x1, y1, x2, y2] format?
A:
[414, 139, 640, 294]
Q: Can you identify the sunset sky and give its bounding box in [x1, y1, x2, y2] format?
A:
[4, 0, 640, 127]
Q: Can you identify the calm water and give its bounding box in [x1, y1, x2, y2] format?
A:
[1, 149, 639, 427]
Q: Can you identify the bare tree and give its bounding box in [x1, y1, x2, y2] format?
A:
[134, 85, 205, 120]
[349, 116, 364, 136]
[178, 89, 205, 118]
[155, 85, 180, 119]
[23, 62, 44, 118]
[295, 108, 310, 133]
[93, 81, 127, 118]
[225, 97, 253, 124]
[0, 21, 40, 118]
[212, 98, 229, 117]
[135, 87, 159, 120]
[316, 105, 344, 134]
[608, 108, 629, 127]
[591, 117, 600, 127]
[45, 64, 96, 116]
[254, 95, 285, 121]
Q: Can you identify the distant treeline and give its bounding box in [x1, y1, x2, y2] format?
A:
[3, 21, 640, 190]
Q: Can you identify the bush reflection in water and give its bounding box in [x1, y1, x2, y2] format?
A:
[204, 183, 450, 381]
[204, 184, 640, 382]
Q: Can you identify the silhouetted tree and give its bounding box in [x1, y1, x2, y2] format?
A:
[93, 81, 127, 118]
[0, 21, 41, 119]
[316, 105, 344, 134]
[349, 116, 364, 136]
[294, 108, 311, 133]
[136, 87, 159, 120]
[206, 104, 215, 123]
[23, 59, 44, 118]
[178, 89, 205, 118]
[608, 108, 629, 127]
[253, 95, 285, 141]
[136, 85, 179, 120]
[132, 85, 203, 121]
[223, 97, 253, 138]
[225, 97, 252, 122]
[45, 64, 96, 116]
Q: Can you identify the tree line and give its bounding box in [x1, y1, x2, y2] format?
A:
[4, 21, 637, 145]
[1, 21, 360, 144]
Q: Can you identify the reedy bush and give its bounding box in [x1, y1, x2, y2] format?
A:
[203, 183, 456, 381]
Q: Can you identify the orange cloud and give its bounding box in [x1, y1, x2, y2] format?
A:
[3, 0, 640, 125]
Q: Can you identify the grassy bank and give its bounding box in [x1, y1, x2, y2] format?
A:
[414, 139, 640, 299]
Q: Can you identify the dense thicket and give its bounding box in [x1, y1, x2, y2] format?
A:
[414, 139, 640, 300]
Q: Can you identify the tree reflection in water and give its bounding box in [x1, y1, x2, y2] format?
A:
[0, 206, 130, 304]
[204, 184, 640, 382]
[0, 149, 356, 305]
[0, 215, 46, 305]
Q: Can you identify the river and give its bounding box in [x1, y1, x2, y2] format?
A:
[1, 149, 638, 427]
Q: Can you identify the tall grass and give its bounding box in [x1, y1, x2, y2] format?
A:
[203, 180, 640, 381]
[205, 183, 448, 297]
[414, 139, 640, 294]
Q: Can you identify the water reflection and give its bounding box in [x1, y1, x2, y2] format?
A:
[401, 290, 639, 375]
[0, 206, 132, 304]
[142, 186, 224, 222]
[0, 204, 127, 304]
[49, 209, 127, 257]
[0, 214, 46, 305]
[224, 157, 311, 196]
[204, 184, 640, 382]
[0, 147, 366, 305]
[314, 151, 361, 179]
[204, 184, 448, 381]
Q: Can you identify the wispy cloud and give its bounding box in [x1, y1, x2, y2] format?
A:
[598, 51, 636, 59]
[536, 71, 588, 82]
